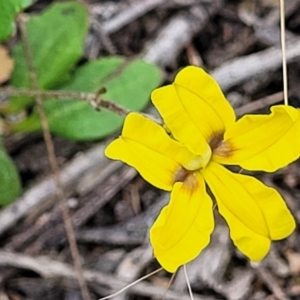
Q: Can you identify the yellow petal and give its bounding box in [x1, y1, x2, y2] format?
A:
[150, 174, 214, 272]
[203, 162, 295, 261]
[105, 113, 200, 191]
[214, 105, 300, 172]
[151, 66, 235, 154]
[248, 183, 296, 241]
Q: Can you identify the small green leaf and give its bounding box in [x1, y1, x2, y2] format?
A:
[9, 2, 88, 111]
[0, 139, 21, 205]
[0, 0, 32, 42]
[12, 57, 162, 140]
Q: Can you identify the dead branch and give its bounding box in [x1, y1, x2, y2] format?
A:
[0, 141, 117, 236]
[143, 1, 224, 67]
[102, 0, 165, 34]
[25, 166, 137, 253]
[76, 193, 169, 246]
[235, 92, 283, 116]
[212, 39, 300, 91]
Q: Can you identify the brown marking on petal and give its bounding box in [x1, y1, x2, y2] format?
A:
[174, 167, 198, 191]
[183, 173, 198, 191]
[173, 167, 190, 183]
[208, 132, 224, 151]
[208, 132, 233, 157]
[213, 141, 233, 157]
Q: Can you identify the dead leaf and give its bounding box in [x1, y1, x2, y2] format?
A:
[0, 45, 14, 84]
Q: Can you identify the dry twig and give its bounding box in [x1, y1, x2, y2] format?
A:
[235, 92, 283, 116]
[17, 16, 90, 300]
[252, 264, 290, 300]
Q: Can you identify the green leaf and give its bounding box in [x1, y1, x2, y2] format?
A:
[0, 0, 32, 42]
[0, 139, 21, 205]
[12, 57, 162, 140]
[9, 2, 88, 111]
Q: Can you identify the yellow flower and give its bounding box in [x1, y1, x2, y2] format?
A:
[105, 66, 299, 273]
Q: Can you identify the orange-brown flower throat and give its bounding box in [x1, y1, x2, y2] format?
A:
[173, 168, 198, 190]
[209, 132, 232, 158]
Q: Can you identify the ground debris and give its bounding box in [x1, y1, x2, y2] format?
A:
[1, 0, 300, 299]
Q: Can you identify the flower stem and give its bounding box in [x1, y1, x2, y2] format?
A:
[280, 0, 288, 106]
[0, 87, 130, 117]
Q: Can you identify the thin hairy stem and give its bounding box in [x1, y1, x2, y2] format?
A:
[98, 268, 163, 300]
[280, 0, 288, 105]
[18, 15, 91, 300]
[0, 87, 129, 117]
[161, 272, 176, 300]
[184, 265, 194, 300]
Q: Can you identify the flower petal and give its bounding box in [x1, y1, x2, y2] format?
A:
[203, 162, 295, 261]
[105, 113, 200, 191]
[150, 174, 214, 272]
[214, 105, 300, 172]
[151, 66, 235, 153]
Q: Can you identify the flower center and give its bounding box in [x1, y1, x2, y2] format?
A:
[173, 146, 211, 189]
[173, 132, 233, 189]
[184, 150, 211, 171]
